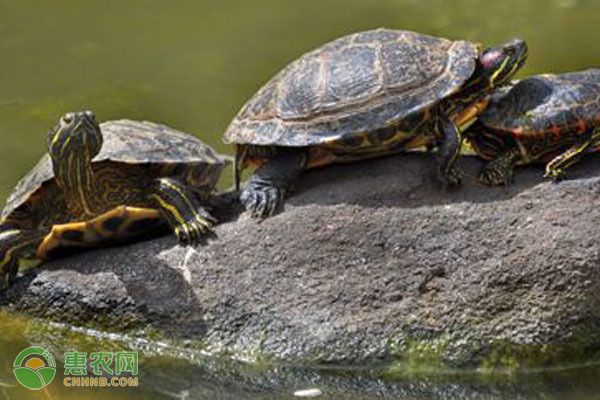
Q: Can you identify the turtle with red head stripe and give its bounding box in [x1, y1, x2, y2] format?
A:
[465, 69, 600, 185]
[0, 111, 230, 289]
[224, 29, 528, 218]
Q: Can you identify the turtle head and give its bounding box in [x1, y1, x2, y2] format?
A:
[46, 111, 102, 214]
[47, 110, 102, 162]
[479, 38, 528, 89]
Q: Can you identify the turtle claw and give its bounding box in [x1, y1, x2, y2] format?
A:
[240, 187, 259, 214]
[174, 209, 215, 246]
[198, 207, 218, 225]
[266, 186, 284, 216]
[253, 190, 269, 218]
[544, 167, 566, 182]
[241, 182, 285, 218]
[438, 167, 463, 188]
[478, 167, 512, 186]
[175, 217, 213, 246]
[478, 160, 514, 186]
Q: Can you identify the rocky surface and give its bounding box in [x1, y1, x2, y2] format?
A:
[3, 153, 600, 370]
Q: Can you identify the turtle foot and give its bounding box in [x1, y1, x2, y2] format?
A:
[438, 167, 463, 188]
[240, 181, 285, 219]
[544, 167, 567, 183]
[175, 209, 216, 246]
[478, 165, 513, 186]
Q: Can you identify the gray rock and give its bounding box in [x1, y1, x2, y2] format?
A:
[4, 153, 600, 369]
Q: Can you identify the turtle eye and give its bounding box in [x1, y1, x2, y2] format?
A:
[62, 114, 74, 124]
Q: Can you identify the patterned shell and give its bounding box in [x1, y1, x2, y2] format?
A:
[224, 28, 479, 146]
[478, 69, 600, 135]
[3, 119, 229, 218]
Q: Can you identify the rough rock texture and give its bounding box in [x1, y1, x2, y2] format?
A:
[4, 153, 600, 369]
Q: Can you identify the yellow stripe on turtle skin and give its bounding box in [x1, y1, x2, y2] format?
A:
[490, 57, 511, 87]
[1, 239, 41, 273]
[36, 206, 161, 259]
[0, 230, 25, 268]
[59, 135, 72, 155]
[50, 127, 64, 148]
[75, 158, 93, 216]
[151, 194, 190, 239]
[454, 98, 490, 130]
[1, 245, 18, 270]
[156, 180, 213, 229]
[158, 180, 205, 224]
[544, 136, 596, 179]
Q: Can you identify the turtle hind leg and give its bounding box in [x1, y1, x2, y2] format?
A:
[151, 178, 216, 246]
[0, 228, 46, 290]
[478, 147, 522, 186]
[544, 128, 600, 181]
[240, 150, 306, 218]
[35, 206, 163, 258]
[434, 116, 463, 187]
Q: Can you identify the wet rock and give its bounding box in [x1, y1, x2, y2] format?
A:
[4, 153, 600, 369]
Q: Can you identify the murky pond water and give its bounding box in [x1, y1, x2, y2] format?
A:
[1, 0, 599, 399]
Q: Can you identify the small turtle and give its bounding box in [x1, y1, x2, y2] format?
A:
[224, 29, 528, 217]
[465, 69, 600, 185]
[0, 111, 230, 288]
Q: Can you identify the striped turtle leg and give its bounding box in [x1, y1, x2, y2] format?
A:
[434, 116, 463, 187]
[478, 147, 522, 186]
[544, 128, 600, 181]
[240, 150, 306, 218]
[0, 227, 47, 290]
[150, 178, 216, 246]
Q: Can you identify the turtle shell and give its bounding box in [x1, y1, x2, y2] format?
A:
[478, 69, 600, 136]
[2, 119, 229, 219]
[224, 28, 479, 146]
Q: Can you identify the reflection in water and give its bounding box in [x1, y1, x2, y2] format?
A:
[1, 309, 600, 400]
[0, 1, 599, 399]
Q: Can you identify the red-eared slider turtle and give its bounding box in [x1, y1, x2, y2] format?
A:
[465, 69, 600, 185]
[0, 111, 230, 288]
[224, 29, 528, 217]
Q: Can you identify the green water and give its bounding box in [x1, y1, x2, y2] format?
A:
[1, 0, 599, 399]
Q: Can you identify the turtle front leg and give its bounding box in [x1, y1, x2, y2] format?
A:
[150, 178, 216, 246]
[0, 228, 46, 290]
[434, 116, 463, 187]
[478, 147, 522, 186]
[544, 128, 600, 181]
[241, 150, 306, 218]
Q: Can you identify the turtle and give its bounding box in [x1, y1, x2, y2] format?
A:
[465, 69, 600, 185]
[0, 111, 230, 288]
[224, 28, 528, 217]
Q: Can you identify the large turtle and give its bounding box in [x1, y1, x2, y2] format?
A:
[465, 69, 600, 185]
[0, 111, 230, 288]
[224, 29, 528, 217]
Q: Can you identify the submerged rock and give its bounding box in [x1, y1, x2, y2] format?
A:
[4, 153, 600, 370]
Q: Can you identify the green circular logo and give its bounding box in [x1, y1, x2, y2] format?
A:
[13, 347, 56, 390]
